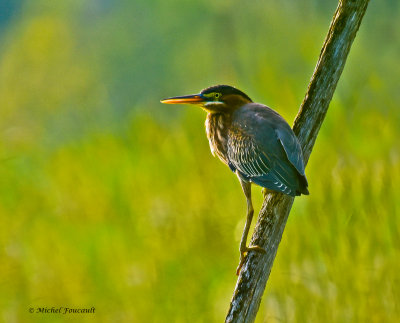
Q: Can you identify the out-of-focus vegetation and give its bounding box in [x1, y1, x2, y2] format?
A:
[0, 0, 399, 322]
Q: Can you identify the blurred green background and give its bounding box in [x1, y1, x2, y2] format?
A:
[0, 0, 399, 322]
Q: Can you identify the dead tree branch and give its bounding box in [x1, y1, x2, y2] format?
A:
[225, 1, 370, 322]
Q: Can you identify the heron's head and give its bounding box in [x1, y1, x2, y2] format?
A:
[161, 85, 252, 113]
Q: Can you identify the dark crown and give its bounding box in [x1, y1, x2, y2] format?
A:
[201, 85, 252, 102]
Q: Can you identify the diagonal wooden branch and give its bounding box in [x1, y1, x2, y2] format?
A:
[225, 1, 370, 322]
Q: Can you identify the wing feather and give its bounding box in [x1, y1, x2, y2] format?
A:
[227, 134, 297, 196]
[275, 128, 306, 176]
[227, 102, 309, 196]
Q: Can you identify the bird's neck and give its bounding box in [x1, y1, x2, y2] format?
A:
[205, 112, 232, 165]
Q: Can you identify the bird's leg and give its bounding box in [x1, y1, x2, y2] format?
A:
[236, 175, 266, 275]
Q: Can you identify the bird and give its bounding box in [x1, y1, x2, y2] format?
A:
[161, 85, 309, 274]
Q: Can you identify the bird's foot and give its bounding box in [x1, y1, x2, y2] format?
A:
[236, 245, 266, 275]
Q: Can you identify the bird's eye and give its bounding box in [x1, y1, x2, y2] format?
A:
[214, 93, 221, 100]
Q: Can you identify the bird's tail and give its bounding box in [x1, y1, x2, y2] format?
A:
[296, 174, 309, 196]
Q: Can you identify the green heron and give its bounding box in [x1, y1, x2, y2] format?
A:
[161, 85, 309, 273]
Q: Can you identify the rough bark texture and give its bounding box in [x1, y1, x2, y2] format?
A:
[225, 1, 370, 322]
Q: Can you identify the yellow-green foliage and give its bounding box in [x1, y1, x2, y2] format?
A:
[0, 1, 399, 322]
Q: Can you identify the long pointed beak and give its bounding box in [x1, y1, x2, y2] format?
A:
[160, 94, 205, 105]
